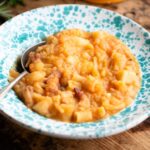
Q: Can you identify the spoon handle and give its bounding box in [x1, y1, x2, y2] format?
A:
[0, 71, 28, 99]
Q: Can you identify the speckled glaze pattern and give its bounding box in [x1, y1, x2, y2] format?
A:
[0, 5, 149, 139]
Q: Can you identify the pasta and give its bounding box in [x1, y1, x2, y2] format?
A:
[10, 29, 141, 123]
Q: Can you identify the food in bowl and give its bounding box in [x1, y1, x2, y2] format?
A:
[10, 29, 141, 123]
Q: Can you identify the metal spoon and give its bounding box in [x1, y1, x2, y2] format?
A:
[0, 41, 46, 99]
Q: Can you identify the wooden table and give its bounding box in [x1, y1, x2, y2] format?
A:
[0, 0, 150, 150]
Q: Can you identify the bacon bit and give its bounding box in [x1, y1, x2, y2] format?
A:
[74, 88, 84, 100]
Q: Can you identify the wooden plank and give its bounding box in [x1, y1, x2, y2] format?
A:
[0, 113, 149, 150]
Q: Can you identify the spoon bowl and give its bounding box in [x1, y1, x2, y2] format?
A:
[0, 41, 46, 99]
[21, 41, 46, 71]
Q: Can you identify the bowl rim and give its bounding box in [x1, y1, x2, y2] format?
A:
[0, 4, 149, 139]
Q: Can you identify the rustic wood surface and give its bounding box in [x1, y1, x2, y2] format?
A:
[0, 0, 150, 150]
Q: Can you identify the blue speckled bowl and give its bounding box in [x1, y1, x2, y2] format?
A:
[0, 5, 149, 139]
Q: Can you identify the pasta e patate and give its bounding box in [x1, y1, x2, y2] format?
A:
[10, 29, 141, 123]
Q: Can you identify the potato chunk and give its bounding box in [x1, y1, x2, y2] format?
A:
[112, 53, 126, 70]
[33, 98, 52, 115]
[26, 71, 46, 84]
[74, 111, 93, 122]
[29, 60, 44, 72]
[117, 70, 138, 84]
[83, 75, 103, 93]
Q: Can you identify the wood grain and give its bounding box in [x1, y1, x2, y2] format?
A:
[0, 0, 150, 150]
[0, 113, 149, 150]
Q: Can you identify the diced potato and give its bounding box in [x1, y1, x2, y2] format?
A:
[33, 93, 43, 102]
[74, 111, 93, 122]
[97, 106, 106, 118]
[26, 71, 46, 84]
[64, 36, 93, 49]
[72, 73, 85, 82]
[92, 31, 110, 50]
[67, 56, 79, 65]
[33, 93, 52, 103]
[82, 52, 91, 60]
[33, 98, 52, 115]
[92, 68, 99, 77]
[112, 53, 126, 70]
[52, 95, 61, 105]
[91, 31, 101, 39]
[33, 82, 44, 94]
[80, 61, 94, 75]
[59, 104, 75, 121]
[100, 69, 106, 77]
[126, 86, 138, 97]
[124, 98, 133, 106]
[67, 80, 81, 90]
[92, 31, 108, 44]
[60, 35, 94, 55]
[83, 75, 103, 93]
[78, 94, 90, 108]
[29, 61, 44, 72]
[99, 40, 110, 51]
[54, 103, 64, 113]
[96, 49, 107, 63]
[112, 81, 127, 93]
[115, 102, 125, 110]
[110, 97, 122, 105]
[117, 70, 137, 84]
[103, 100, 125, 111]
[61, 91, 75, 105]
